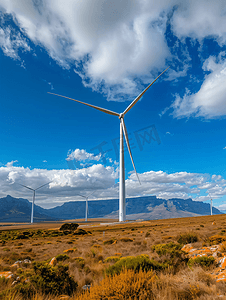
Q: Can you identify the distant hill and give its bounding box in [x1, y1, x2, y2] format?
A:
[0, 195, 60, 222]
[48, 196, 222, 220]
[0, 195, 222, 222]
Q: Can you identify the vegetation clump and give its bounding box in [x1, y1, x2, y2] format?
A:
[103, 238, 116, 245]
[55, 254, 69, 262]
[16, 262, 77, 298]
[119, 237, 133, 242]
[74, 228, 90, 235]
[208, 235, 226, 245]
[177, 233, 198, 244]
[104, 256, 121, 263]
[188, 256, 215, 268]
[60, 223, 79, 232]
[105, 254, 165, 276]
[152, 242, 188, 271]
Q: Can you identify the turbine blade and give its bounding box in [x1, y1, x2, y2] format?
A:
[35, 181, 51, 191]
[48, 92, 120, 117]
[75, 194, 86, 199]
[87, 190, 95, 198]
[18, 183, 34, 191]
[123, 66, 170, 116]
[121, 119, 141, 184]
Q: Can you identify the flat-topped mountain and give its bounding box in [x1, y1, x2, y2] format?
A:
[0, 195, 222, 222]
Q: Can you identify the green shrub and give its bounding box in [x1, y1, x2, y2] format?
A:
[177, 233, 198, 244]
[104, 256, 121, 263]
[74, 229, 89, 235]
[60, 223, 79, 231]
[119, 238, 133, 242]
[103, 238, 115, 245]
[55, 254, 69, 262]
[73, 257, 85, 268]
[188, 256, 215, 268]
[105, 254, 165, 276]
[152, 242, 188, 271]
[152, 242, 182, 256]
[208, 235, 226, 245]
[30, 262, 77, 295]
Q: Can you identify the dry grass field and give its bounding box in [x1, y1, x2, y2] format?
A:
[1, 214, 226, 299]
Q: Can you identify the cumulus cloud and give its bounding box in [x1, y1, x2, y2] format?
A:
[1, 159, 225, 208]
[216, 203, 226, 211]
[0, 160, 117, 205]
[66, 149, 101, 162]
[0, 0, 173, 100]
[170, 54, 226, 118]
[171, 0, 226, 43]
[1, 0, 226, 106]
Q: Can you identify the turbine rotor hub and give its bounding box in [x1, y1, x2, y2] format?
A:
[119, 113, 124, 119]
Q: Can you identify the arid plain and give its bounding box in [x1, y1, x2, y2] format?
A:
[1, 215, 226, 299]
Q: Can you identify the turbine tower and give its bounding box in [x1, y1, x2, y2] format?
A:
[49, 67, 169, 222]
[210, 197, 213, 216]
[19, 182, 51, 223]
[76, 191, 95, 222]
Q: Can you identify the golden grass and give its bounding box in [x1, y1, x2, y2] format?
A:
[1, 214, 226, 299]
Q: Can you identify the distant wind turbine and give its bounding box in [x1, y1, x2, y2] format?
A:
[210, 195, 213, 216]
[19, 182, 51, 223]
[76, 191, 95, 222]
[48, 67, 169, 222]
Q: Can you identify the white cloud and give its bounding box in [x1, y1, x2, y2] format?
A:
[216, 203, 226, 211]
[66, 149, 101, 162]
[0, 0, 173, 100]
[1, 0, 226, 104]
[170, 54, 226, 118]
[0, 26, 30, 59]
[1, 159, 226, 207]
[171, 0, 226, 44]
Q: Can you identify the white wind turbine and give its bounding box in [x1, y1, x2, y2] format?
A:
[76, 191, 95, 222]
[19, 182, 51, 223]
[209, 194, 213, 216]
[49, 67, 169, 222]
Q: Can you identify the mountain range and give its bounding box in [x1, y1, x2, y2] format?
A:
[0, 195, 222, 222]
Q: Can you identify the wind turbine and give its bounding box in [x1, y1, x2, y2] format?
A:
[209, 195, 213, 216]
[76, 191, 95, 222]
[48, 67, 169, 222]
[19, 182, 51, 223]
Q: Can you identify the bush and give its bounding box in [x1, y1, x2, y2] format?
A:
[73, 257, 85, 268]
[55, 254, 69, 262]
[60, 223, 79, 231]
[74, 229, 89, 236]
[104, 256, 121, 263]
[177, 233, 198, 244]
[208, 235, 226, 245]
[103, 239, 115, 245]
[188, 256, 215, 268]
[75, 269, 155, 300]
[105, 254, 164, 276]
[152, 242, 182, 256]
[119, 238, 133, 242]
[152, 242, 188, 271]
[30, 262, 77, 295]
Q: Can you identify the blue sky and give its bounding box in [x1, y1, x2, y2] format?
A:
[1, 0, 226, 212]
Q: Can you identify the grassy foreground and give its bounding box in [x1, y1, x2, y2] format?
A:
[0, 214, 226, 299]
